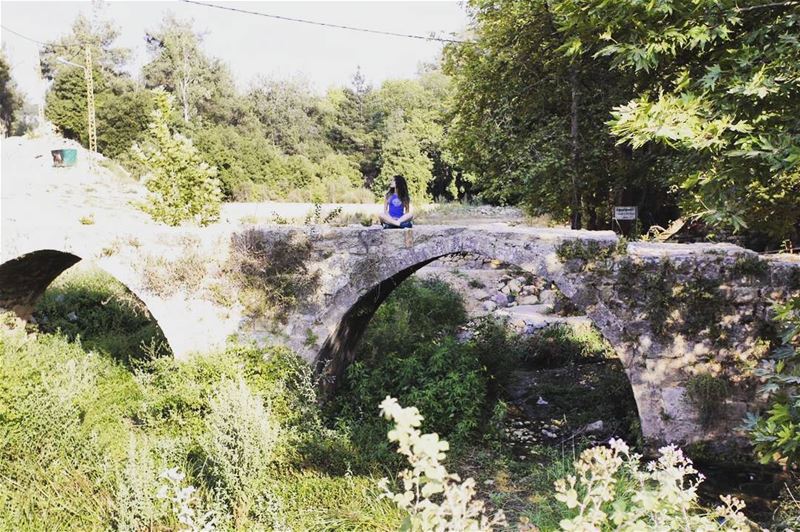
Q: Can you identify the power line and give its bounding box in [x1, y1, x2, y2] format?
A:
[179, 0, 469, 44]
[1, 24, 82, 54]
[1, 25, 51, 47]
[2, 25, 86, 67]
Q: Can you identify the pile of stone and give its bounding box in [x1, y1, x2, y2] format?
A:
[416, 254, 592, 336]
[431, 253, 499, 271]
[479, 274, 555, 312]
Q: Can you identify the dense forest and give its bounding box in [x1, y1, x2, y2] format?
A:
[1, 0, 798, 245]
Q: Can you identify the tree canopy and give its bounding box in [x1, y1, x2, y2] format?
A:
[33, 4, 800, 246]
[552, 0, 800, 242]
[0, 50, 25, 136]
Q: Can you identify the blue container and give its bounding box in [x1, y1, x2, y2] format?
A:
[51, 148, 78, 167]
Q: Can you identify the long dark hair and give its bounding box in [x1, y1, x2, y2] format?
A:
[389, 174, 410, 210]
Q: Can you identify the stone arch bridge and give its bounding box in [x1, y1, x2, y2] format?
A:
[2, 223, 799, 449]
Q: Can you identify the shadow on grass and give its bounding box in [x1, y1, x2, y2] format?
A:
[33, 265, 171, 368]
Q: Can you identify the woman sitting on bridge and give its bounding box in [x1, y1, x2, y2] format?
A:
[379, 174, 414, 229]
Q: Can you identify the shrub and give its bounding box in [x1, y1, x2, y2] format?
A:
[0, 318, 138, 530]
[116, 439, 162, 531]
[34, 265, 170, 366]
[555, 240, 616, 263]
[746, 295, 800, 465]
[330, 278, 488, 464]
[157, 467, 217, 532]
[520, 323, 615, 368]
[140, 251, 207, 298]
[554, 439, 749, 530]
[378, 396, 507, 531]
[132, 90, 222, 226]
[201, 378, 281, 525]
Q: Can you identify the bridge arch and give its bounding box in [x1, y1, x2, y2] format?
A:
[0, 249, 173, 356]
[311, 235, 647, 439]
[312, 231, 624, 380]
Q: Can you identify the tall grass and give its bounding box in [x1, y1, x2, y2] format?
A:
[0, 307, 403, 530]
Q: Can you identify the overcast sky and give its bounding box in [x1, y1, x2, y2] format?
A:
[1, 1, 471, 103]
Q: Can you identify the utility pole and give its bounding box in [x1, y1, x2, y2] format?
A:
[35, 52, 45, 129]
[60, 46, 98, 171]
[83, 45, 97, 164]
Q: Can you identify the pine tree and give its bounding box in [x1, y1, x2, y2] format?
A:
[132, 91, 222, 226]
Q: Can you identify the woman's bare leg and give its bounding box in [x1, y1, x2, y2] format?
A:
[378, 213, 400, 226]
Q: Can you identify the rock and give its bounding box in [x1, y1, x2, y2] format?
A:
[517, 294, 539, 305]
[482, 300, 498, 311]
[456, 329, 474, 342]
[539, 290, 557, 305]
[492, 293, 509, 307]
[542, 429, 557, 438]
[473, 289, 491, 301]
[508, 279, 521, 293]
[483, 479, 495, 485]
[55, 294, 65, 303]
[501, 285, 511, 295]
[66, 311, 78, 322]
[537, 396, 548, 405]
[506, 304, 553, 316]
[583, 420, 604, 434]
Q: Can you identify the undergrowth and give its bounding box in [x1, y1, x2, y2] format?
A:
[0, 301, 401, 531]
[1, 267, 774, 530]
[33, 263, 170, 366]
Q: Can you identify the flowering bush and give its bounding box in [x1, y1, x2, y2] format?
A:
[554, 439, 751, 531]
[378, 396, 507, 531]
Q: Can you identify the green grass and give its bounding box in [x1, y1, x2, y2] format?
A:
[0, 318, 408, 531]
[33, 263, 170, 367]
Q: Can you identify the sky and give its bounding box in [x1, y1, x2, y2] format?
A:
[1, 1, 472, 103]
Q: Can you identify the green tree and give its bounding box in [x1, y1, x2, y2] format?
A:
[190, 123, 282, 200]
[320, 75, 376, 184]
[374, 113, 433, 201]
[0, 50, 25, 136]
[45, 68, 154, 157]
[42, 12, 146, 154]
[553, 0, 800, 244]
[39, 12, 130, 81]
[132, 91, 222, 226]
[142, 15, 230, 124]
[371, 69, 467, 200]
[45, 66, 104, 143]
[248, 75, 326, 155]
[96, 86, 156, 158]
[444, 0, 677, 229]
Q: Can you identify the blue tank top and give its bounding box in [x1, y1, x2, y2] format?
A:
[388, 193, 405, 219]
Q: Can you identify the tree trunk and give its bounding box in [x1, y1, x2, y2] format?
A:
[569, 66, 582, 230]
